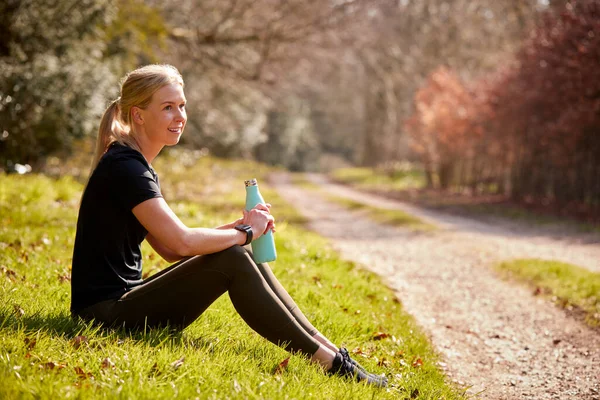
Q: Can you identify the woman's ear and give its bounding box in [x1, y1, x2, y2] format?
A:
[131, 107, 144, 125]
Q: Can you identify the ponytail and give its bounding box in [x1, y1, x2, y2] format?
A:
[90, 99, 120, 173]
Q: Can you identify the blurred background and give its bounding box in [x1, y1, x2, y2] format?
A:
[1, 0, 598, 215]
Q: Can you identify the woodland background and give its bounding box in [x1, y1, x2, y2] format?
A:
[1, 0, 599, 216]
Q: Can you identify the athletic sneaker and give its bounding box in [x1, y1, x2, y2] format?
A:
[329, 350, 388, 387]
[339, 347, 366, 371]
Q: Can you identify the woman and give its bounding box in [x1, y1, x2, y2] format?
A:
[70, 64, 387, 387]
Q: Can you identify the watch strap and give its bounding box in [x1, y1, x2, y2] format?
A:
[234, 224, 253, 246]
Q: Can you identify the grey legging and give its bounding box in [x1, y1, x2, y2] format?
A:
[75, 245, 321, 355]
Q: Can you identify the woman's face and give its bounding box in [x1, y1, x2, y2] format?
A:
[136, 83, 187, 147]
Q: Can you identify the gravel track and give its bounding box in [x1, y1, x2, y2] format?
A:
[271, 173, 600, 400]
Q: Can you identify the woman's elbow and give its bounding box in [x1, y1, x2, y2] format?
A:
[173, 231, 195, 258]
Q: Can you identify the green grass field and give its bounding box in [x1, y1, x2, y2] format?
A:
[496, 259, 600, 328]
[291, 174, 434, 232]
[330, 166, 426, 192]
[323, 195, 435, 232]
[0, 152, 463, 399]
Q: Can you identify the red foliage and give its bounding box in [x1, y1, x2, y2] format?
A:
[406, 67, 479, 188]
[407, 1, 600, 216]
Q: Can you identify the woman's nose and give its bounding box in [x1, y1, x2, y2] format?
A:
[175, 109, 186, 121]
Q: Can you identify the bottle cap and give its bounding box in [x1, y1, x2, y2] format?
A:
[245, 178, 258, 187]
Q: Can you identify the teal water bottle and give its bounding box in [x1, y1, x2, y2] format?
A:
[245, 178, 277, 263]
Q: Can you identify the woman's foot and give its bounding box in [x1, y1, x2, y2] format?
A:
[339, 347, 366, 371]
[328, 351, 388, 387]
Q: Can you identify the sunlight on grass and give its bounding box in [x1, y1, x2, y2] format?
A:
[331, 165, 426, 192]
[0, 154, 463, 399]
[291, 173, 434, 232]
[325, 195, 435, 232]
[496, 259, 600, 327]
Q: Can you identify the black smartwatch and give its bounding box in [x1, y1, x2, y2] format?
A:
[234, 224, 253, 246]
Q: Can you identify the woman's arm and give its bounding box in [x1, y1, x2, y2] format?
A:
[133, 197, 272, 258]
[145, 233, 184, 263]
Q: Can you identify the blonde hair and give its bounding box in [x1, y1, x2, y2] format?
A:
[90, 64, 184, 172]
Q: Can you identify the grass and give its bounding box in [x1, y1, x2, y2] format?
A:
[496, 259, 600, 327]
[331, 167, 600, 233]
[324, 196, 435, 232]
[331, 166, 425, 192]
[291, 173, 434, 232]
[0, 152, 463, 399]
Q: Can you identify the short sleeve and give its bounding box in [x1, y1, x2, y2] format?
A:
[111, 156, 163, 210]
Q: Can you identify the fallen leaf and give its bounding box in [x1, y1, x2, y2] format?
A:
[24, 337, 37, 350]
[58, 274, 71, 283]
[101, 357, 115, 369]
[42, 361, 66, 370]
[533, 287, 542, 296]
[351, 347, 364, 355]
[170, 356, 185, 370]
[74, 366, 94, 380]
[412, 357, 423, 368]
[71, 336, 88, 350]
[2, 266, 18, 281]
[377, 357, 391, 367]
[13, 305, 25, 317]
[312, 276, 322, 288]
[149, 362, 161, 376]
[331, 283, 343, 289]
[273, 356, 290, 375]
[372, 332, 391, 341]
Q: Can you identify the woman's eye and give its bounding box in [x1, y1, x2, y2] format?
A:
[164, 105, 172, 111]
[179, 104, 186, 110]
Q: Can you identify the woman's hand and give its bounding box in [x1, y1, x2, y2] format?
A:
[243, 203, 275, 240]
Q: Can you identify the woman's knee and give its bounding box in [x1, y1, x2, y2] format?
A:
[219, 244, 250, 260]
[216, 245, 259, 278]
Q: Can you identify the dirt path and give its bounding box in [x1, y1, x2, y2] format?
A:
[271, 173, 600, 400]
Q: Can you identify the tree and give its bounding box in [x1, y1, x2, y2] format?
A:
[405, 67, 478, 189]
[0, 0, 168, 170]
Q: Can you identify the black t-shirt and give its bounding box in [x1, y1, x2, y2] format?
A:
[70, 143, 163, 314]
